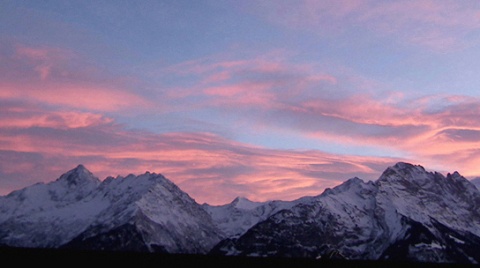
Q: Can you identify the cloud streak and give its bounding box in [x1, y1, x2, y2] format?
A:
[0, 43, 153, 112]
[159, 53, 480, 179]
[1, 2, 479, 207]
[0, 83, 152, 112]
[243, 0, 480, 50]
[0, 100, 406, 204]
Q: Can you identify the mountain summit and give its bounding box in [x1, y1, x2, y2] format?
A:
[0, 166, 221, 253]
[211, 162, 480, 263]
[1, 162, 479, 264]
[56, 164, 97, 184]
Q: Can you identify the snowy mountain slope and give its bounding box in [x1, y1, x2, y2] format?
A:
[0, 165, 102, 247]
[202, 196, 313, 238]
[2, 162, 480, 264]
[210, 162, 480, 264]
[210, 177, 390, 259]
[472, 177, 480, 190]
[376, 163, 480, 236]
[63, 171, 222, 253]
[0, 166, 222, 253]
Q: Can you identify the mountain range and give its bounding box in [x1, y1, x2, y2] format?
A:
[1, 162, 479, 265]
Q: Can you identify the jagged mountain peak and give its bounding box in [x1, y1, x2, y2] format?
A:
[230, 197, 263, 210]
[339, 176, 365, 187]
[377, 161, 478, 195]
[445, 171, 480, 198]
[445, 171, 475, 188]
[56, 164, 100, 187]
[392, 161, 422, 170]
[446, 170, 466, 183]
[3, 162, 480, 264]
[376, 162, 446, 190]
[373, 162, 480, 238]
[321, 177, 376, 198]
[211, 162, 480, 263]
[0, 166, 222, 253]
[65, 169, 222, 254]
[115, 171, 169, 183]
[142, 171, 169, 183]
[95, 171, 192, 211]
[100, 171, 177, 194]
[380, 162, 426, 179]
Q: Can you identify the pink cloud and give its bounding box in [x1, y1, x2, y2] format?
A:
[0, 102, 405, 204]
[14, 45, 74, 80]
[164, 57, 249, 76]
[243, 0, 480, 50]
[2, 89, 478, 204]
[0, 43, 153, 112]
[0, 102, 113, 129]
[164, 52, 341, 110]
[203, 81, 278, 110]
[161, 54, 480, 180]
[3, 42, 479, 205]
[15, 46, 51, 60]
[286, 93, 480, 178]
[164, 49, 480, 183]
[204, 85, 250, 97]
[201, 71, 231, 84]
[0, 82, 151, 112]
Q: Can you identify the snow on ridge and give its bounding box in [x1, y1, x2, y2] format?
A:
[0, 165, 209, 249]
[374, 162, 480, 237]
[2, 161, 480, 256]
[231, 196, 264, 210]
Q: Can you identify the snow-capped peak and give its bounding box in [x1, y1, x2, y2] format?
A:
[445, 171, 480, 198]
[230, 197, 263, 210]
[0, 166, 221, 252]
[56, 164, 100, 187]
[3, 162, 480, 264]
[378, 162, 428, 183]
[375, 162, 480, 237]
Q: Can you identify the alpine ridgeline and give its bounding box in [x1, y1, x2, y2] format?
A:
[0, 165, 221, 253]
[1, 162, 479, 264]
[210, 162, 480, 264]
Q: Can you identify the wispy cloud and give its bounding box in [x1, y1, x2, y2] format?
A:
[158, 53, 480, 179]
[0, 101, 404, 204]
[0, 83, 152, 112]
[0, 43, 153, 112]
[243, 0, 480, 50]
[0, 102, 113, 129]
[1, 2, 479, 206]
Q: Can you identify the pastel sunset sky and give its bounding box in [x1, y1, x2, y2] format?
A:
[1, 1, 480, 205]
